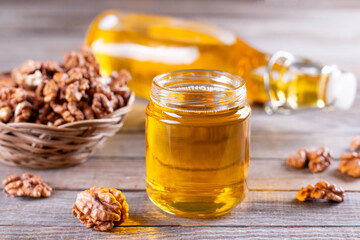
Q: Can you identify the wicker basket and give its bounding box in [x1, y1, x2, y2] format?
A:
[0, 72, 135, 169]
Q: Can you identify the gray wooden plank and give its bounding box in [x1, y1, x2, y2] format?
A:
[0, 157, 146, 190]
[1, 0, 360, 16]
[0, 226, 358, 240]
[0, 190, 359, 227]
[0, 158, 357, 191]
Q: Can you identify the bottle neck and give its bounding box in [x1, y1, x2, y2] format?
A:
[151, 70, 247, 113]
[262, 51, 357, 113]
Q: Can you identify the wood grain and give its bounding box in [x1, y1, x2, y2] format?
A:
[1, 190, 359, 227]
[0, 226, 358, 240]
[0, 157, 357, 191]
[0, 0, 359, 239]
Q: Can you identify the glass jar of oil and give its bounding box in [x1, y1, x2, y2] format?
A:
[85, 10, 357, 111]
[146, 70, 250, 218]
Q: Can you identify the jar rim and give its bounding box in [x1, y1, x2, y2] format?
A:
[151, 69, 247, 112]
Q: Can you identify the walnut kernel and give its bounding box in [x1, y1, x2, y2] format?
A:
[0, 106, 12, 123]
[287, 148, 307, 168]
[14, 101, 33, 123]
[350, 136, 360, 152]
[339, 152, 360, 178]
[307, 147, 332, 173]
[296, 181, 344, 202]
[2, 173, 52, 198]
[72, 186, 129, 231]
[287, 147, 332, 173]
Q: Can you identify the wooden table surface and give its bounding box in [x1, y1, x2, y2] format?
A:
[1, 0, 360, 239]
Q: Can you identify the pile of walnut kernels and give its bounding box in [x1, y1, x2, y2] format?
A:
[0, 46, 131, 126]
[287, 135, 360, 203]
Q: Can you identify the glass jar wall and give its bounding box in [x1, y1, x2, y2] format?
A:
[145, 70, 251, 218]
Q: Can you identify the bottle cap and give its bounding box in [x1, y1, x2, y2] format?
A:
[326, 65, 357, 110]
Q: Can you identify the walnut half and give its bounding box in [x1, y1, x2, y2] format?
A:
[350, 136, 360, 152]
[286, 148, 307, 168]
[287, 147, 332, 173]
[306, 147, 332, 173]
[72, 186, 129, 232]
[296, 181, 344, 203]
[2, 173, 52, 198]
[339, 152, 360, 178]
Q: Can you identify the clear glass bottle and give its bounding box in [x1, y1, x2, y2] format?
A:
[85, 10, 357, 111]
[263, 51, 357, 114]
[145, 70, 250, 218]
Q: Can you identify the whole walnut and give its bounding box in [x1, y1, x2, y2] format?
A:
[72, 186, 129, 232]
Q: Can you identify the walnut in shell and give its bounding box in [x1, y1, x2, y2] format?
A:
[72, 186, 129, 232]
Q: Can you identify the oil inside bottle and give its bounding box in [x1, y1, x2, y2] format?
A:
[85, 10, 357, 110]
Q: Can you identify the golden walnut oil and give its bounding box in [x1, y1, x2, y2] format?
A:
[85, 10, 355, 110]
[260, 63, 330, 110]
[85, 11, 267, 102]
[145, 70, 250, 218]
[146, 103, 250, 217]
